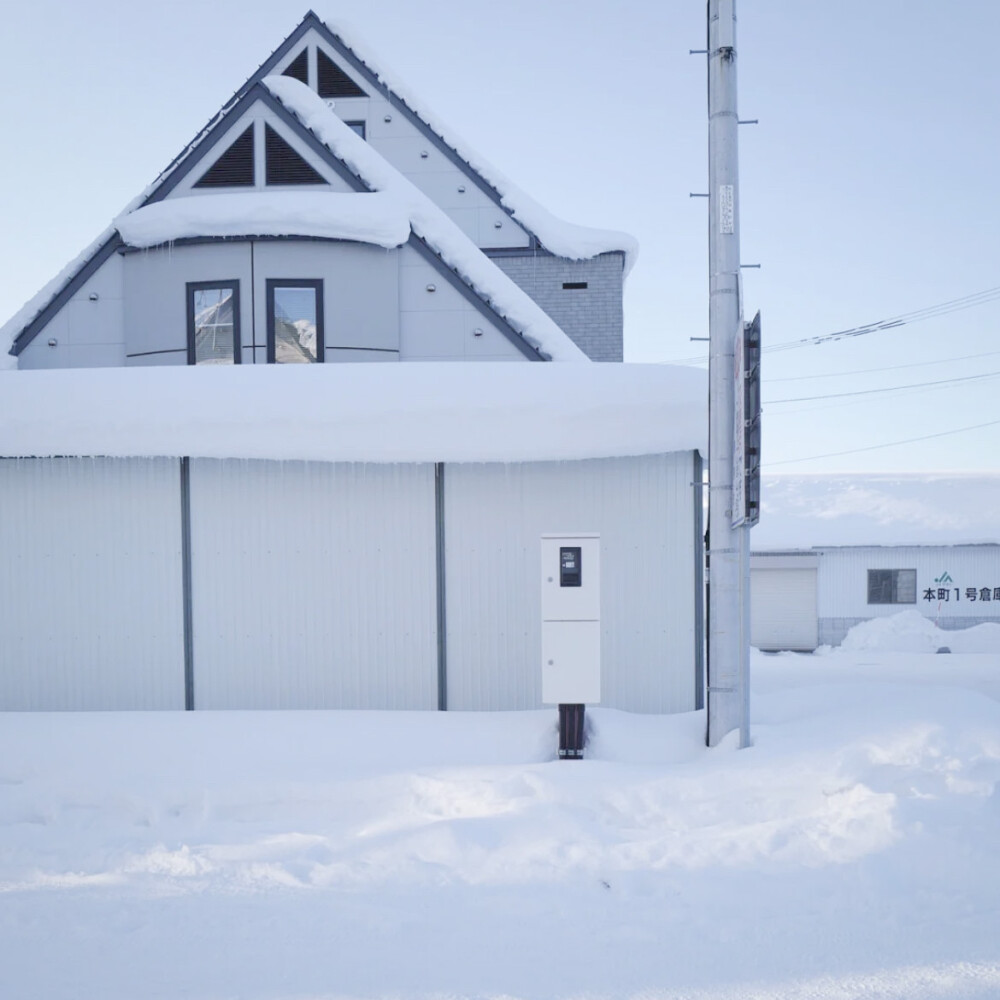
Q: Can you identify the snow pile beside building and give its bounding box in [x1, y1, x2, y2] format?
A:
[839, 609, 1000, 654]
[0, 362, 706, 463]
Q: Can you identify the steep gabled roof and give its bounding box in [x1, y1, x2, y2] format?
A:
[222, 11, 638, 270]
[4, 74, 591, 362]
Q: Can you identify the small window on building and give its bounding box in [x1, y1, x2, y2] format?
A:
[282, 49, 309, 85]
[193, 125, 255, 188]
[265, 124, 326, 186]
[187, 281, 241, 365]
[345, 120, 366, 139]
[867, 569, 917, 605]
[267, 280, 324, 363]
[317, 48, 367, 98]
[562, 282, 588, 290]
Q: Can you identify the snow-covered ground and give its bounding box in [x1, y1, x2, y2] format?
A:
[2, 621, 999, 998]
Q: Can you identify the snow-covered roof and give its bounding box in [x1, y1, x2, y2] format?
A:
[753, 474, 1000, 548]
[116, 190, 411, 250]
[260, 76, 586, 361]
[0, 363, 706, 463]
[323, 17, 639, 275]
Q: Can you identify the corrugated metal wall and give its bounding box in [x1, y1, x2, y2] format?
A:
[0, 454, 700, 713]
[188, 460, 438, 709]
[816, 546, 1000, 622]
[0, 457, 185, 710]
[444, 453, 698, 713]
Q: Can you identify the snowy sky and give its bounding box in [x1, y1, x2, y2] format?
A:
[1, 0, 998, 475]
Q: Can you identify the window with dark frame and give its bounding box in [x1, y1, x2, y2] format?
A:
[867, 568, 917, 605]
[186, 281, 241, 365]
[266, 279, 324, 364]
[317, 49, 367, 98]
[345, 120, 366, 139]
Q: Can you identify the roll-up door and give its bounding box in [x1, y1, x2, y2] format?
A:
[751, 568, 818, 651]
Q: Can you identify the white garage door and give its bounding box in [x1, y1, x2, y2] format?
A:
[751, 568, 818, 651]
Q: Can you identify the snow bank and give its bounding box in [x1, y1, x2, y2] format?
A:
[2, 651, 1000, 998]
[839, 609, 1000, 654]
[115, 190, 411, 249]
[0, 362, 707, 463]
[325, 19, 640, 275]
[264, 75, 588, 361]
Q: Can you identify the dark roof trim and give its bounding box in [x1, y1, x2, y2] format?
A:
[11, 236, 123, 357]
[406, 235, 545, 361]
[10, 82, 369, 358]
[147, 83, 369, 205]
[234, 13, 534, 241]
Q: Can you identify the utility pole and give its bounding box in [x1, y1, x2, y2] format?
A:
[706, 0, 750, 748]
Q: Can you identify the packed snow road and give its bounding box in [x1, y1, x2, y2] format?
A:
[1, 643, 998, 999]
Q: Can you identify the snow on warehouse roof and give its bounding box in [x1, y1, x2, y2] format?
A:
[116, 191, 411, 250]
[322, 17, 639, 275]
[261, 76, 586, 361]
[0, 363, 706, 463]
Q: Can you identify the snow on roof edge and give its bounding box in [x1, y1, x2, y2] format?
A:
[263, 76, 588, 362]
[115, 191, 412, 250]
[321, 17, 639, 277]
[0, 364, 708, 464]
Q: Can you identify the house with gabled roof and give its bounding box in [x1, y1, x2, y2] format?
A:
[0, 15, 709, 721]
[2, 11, 636, 369]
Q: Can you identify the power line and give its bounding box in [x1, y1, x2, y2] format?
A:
[762, 418, 1000, 468]
[766, 369, 1000, 404]
[764, 349, 1000, 383]
[666, 285, 1000, 364]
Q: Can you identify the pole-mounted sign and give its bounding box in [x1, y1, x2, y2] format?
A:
[731, 310, 761, 529]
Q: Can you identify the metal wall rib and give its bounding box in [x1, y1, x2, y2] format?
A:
[188, 459, 438, 710]
[0, 457, 185, 710]
[443, 453, 698, 713]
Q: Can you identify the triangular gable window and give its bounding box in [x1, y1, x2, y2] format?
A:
[282, 49, 309, 85]
[317, 49, 367, 98]
[265, 124, 326, 185]
[193, 125, 255, 188]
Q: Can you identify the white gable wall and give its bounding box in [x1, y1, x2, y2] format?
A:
[17, 255, 125, 370]
[283, 29, 532, 250]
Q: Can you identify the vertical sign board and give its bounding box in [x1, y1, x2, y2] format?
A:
[732, 311, 762, 528]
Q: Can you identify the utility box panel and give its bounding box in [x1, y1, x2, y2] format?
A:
[541, 533, 600, 704]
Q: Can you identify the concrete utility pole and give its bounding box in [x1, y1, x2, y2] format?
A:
[706, 0, 750, 748]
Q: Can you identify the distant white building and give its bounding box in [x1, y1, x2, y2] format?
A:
[751, 544, 1000, 651]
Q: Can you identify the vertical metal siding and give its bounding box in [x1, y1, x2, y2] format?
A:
[188, 460, 438, 709]
[0, 457, 185, 710]
[444, 453, 698, 713]
[816, 546, 1000, 622]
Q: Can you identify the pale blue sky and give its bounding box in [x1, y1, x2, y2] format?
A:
[1, 0, 998, 474]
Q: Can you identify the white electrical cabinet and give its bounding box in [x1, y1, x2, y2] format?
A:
[541, 533, 601, 704]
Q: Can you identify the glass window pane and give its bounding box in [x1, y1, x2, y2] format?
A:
[273, 286, 318, 363]
[192, 287, 235, 364]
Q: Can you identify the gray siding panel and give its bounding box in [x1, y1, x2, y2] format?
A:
[444, 453, 698, 713]
[0, 457, 185, 710]
[188, 459, 438, 709]
[488, 252, 625, 361]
